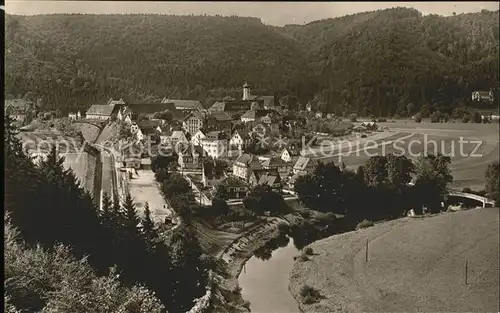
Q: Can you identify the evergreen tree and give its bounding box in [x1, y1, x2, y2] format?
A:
[123, 192, 140, 235]
[141, 202, 157, 241]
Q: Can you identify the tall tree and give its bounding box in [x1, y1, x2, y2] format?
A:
[485, 161, 499, 204]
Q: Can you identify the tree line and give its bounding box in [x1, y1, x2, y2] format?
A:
[4, 113, 209, 312]
[5, 8, 498, 115]
[294, 153, 498, 222]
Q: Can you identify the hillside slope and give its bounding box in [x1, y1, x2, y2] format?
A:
[5, 8, 499, 115]
[5, 14, 312, 109]
[289, 207, 499, 313]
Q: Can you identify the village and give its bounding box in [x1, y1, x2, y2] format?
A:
[6, 82, 499, 224]
[80, 83, 388, 217]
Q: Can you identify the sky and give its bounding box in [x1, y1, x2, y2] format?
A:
[5, 1, 500, 26]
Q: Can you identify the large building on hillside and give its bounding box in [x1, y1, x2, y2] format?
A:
[4, 99, 36, 124]
[233, 153, 263, 180]
[86, 104, 117, 120]
[182, 110, 233, 135]
[242, 82, 277, 109]
[209, 82, 279, 112]
[161, 98, 204, 112]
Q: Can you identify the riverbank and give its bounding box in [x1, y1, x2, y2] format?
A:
[288, 207, 499, 313]
[211, 217, 289, 312]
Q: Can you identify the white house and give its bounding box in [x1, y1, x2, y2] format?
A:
[191, 129, 207, 146]
[68, 113, 77, 121]
[471, 90, 493, 102]
[200, 137, 228, 159]
[229, 130, 248, 151]
[233, 153, 263, 181]
[171, 130, 188, 147]
[123, 115, 132, 124]
[280, 147, 301, 163]
[86, 105, 114, 120]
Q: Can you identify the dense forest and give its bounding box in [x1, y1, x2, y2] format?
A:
[4, 114, 211, 312]
[5, 7, 499, 115]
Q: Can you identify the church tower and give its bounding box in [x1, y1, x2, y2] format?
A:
[243, 82, 251, 100]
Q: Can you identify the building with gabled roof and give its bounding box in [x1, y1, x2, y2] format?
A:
[209, 100, 263, 113]
[280, 147, 301, 163]
[178, 144, 203, 170]
[293, 156, 319, 175]
[86, 105, 116, 120]
[161, 98, 204, 111]
[218, 175, 249, 200]
[249, 168, 282, 191]
[191, 129, 207, 146]
[107, 98, 126, 106]
[471, 90, 494, 102]
[229, 130, 250, 151]
[240, 109, 270, 123]
[233, 153, 263, 180]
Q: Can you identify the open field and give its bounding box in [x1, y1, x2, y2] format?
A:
[127, 169, 172, 223]
[289, 207, 500, 313]
[314, 122, 499, 190]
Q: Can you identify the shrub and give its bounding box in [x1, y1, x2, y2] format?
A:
[298, 254, 309, 262]
[232, 284, 242, 295]
[430, 111, 441, 123]
[462, 114, 470, 123]
[356, 219, 374, 230]
[299, 284, 321, 304]
[277, 221, 289, 234]
[349, 114, 357, 122]
[361, 134, 367, 138]
[414, 115, 422, 123]
[304, 247, 314, 255]
[242, 300, 251, 310]
[377, 118, 387, 122]
[299, 211, 311, 219]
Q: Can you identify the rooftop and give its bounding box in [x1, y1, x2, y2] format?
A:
[161, 98, 204, 110]
[220, 175, 249, 187]
[86, 104, 114, 116]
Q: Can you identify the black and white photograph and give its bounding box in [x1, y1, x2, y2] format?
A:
[4, 1, 500, 312]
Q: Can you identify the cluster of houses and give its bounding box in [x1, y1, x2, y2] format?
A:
[76, 82, 332, 201]
[4, 98, 40, 125]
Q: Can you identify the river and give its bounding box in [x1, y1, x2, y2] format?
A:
[238, 236, 301, 313]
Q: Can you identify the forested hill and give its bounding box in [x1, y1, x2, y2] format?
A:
[5, 8, 500, 115]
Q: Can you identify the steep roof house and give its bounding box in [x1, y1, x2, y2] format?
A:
[202, 160, 225, 187]
[178, 144, 203, 170]
[171, 130, 188, 147]
[200, 131, 228, 159]
[471, 90, 494, 102]
[107, 98, 126, 106]
[217, 176, 249, 200]
[161, 98, 204, 111]
[191, 129, 207, 146]
[293, 156, 318, 175]
[233, 153, 263, 180]
[261, 156, 286, 170]
[183, 111, 205, 135]
[85, 105, 116, 120]
[240, 109, 269, 123]
[281, 147, 301, 163]
[209, 100, 263, 112]
[206, 111, 233, 133]
[229, 130, 250, 151]
[249, 168, 282, 190]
